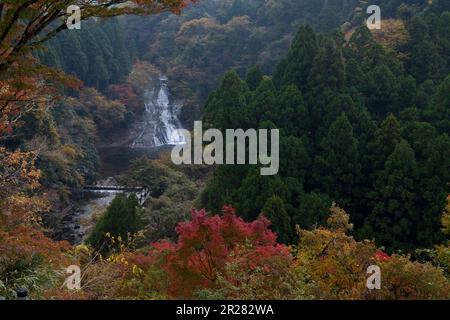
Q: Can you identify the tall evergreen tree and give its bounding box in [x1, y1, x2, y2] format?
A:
[426, 74, 450, 135]
[307, 37, 345, 93]
[367, 114, 402, 174]
[405, 17, 446, 83]
[104, 18, 133, 81]
[245, 65, 264, 91]
[313, 113, 362, 210]
[401, 121, 450, 247]
[79, 28, 110, 89]
[87, 194, 143, 255]
[58, 31, 89, 79]
[276, 85, 309, 137]
[364, 140, 418, 252]
[234, 168, 290, 222]
[322, 94, 374, 146]
[363, 64, 400, 119]
[279, 135, 311, 183]
[294, 192, 333, 229]
[200, 165, 250, 214]
[203, 70, 250, 130]
[262, 195, 293, 244]
[248, 79, 277, 126]
[274, 25, 318, 91]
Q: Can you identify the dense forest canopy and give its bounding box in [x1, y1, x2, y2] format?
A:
[201, 4, 450, 251]
[1, 0, 450, 301]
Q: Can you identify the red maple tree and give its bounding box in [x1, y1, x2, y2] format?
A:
[150, 206, 291, 297]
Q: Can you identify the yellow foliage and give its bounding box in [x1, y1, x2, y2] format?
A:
[377, 255, 450, 299]
[327, 202, 354, 233]
[0, 147, 41, 197]
[371, 19, 410, 54]
[61, 145, 79, 160]
[1, 193, 49, 226]
[294, 204, 450, 300]
[441, 195, 450, 236]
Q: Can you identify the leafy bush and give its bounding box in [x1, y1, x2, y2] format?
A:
[87, 194, 144, 255]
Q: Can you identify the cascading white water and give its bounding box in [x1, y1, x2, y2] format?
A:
[62, 77, 186, 244]
[132, 76, 186, 148]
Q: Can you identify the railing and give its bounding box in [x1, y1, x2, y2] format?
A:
[83, 186, 145, 192]
[82, 186, 151, 206]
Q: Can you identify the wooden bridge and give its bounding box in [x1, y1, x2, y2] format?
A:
[82, 185, 151, 206]
[83, 186, 145, 192]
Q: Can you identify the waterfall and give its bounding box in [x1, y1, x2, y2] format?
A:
[132, 76, 186, 148]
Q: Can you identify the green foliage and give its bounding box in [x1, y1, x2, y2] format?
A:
[121, 154, 208, 242]
[364, 140, 418, 252]
[122, 0, 363, 123]
[313, 113, 362, 209]
[274, 25, 318, 91]
[295, 192, 333, 229]
[248, 79, 277, 126]
[0, 261, 62, 300]
[87, 195, 144, 255]
[427, 74, 450, 135]
[276, 85, 308, 136]
[263, 195, 293, 244]
[234, 168, 290, 221]
[38, 19, 135, 91]
[404, 16, 447, 83]
[245, 65, 264, 91]
[203, 70, 250, 130]
[307, 37, 345, 93]
[201, 4, 450, 252]
[121, 157, 168, 198]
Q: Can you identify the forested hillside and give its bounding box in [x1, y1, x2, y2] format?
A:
[1, 0, 450, 301]
[126, 0, 450, 126]
[123, 0, 368, 123]
[201, 2, 450, 252]
[36, 18, 136, 91]
[6, 18, 145, 202]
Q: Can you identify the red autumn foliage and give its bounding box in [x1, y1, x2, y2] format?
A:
[149, 206, 291, 298]
[375, 251, 391, 262]
[0, 225, 71, 270]
[0, 57, 81, 137]
[106, 84, 142, 113]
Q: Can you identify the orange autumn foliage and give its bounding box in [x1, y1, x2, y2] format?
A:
[0, 56, 81, 138]
[294, 204, 450, 300]
[121, 206, 292, 298]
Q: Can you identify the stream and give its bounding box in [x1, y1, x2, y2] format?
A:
[55, 76, 185, 244]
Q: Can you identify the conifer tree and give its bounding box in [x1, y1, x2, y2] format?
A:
[248, 79, 277, 126]
[245, 65, 264, 91]
[274, 25, 318, 91]
[262, 195, 293, 244]
[307, 37, 345, 93]
[295, 192, 332, 229]
[314, 113, 362, 210]
[234, 168, 289, 222]
[363, 64, 400, 119]
[427, 74, 450, 135]
[59, 31, 89, 80]
[365, 140, 418, 252]
[367, 114, 402, 174]
[203, 70, 250, 130]
[79, 28, 110, 89]
[405, 17, 446, 83]
[87, 194, 143, 255]
[401, 122, 450, 247]
[279, 135, 311, 183]
[277, 85, 308, 136]
[322, 94, 374, 146]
